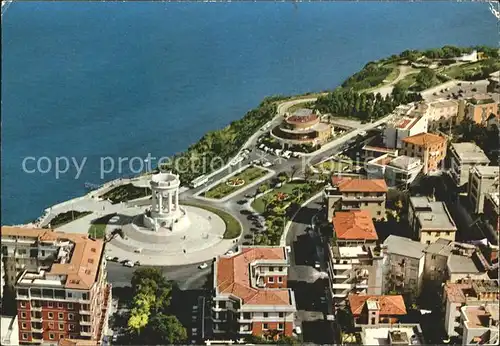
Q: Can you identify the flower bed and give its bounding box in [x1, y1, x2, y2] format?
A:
[203, 166, 268, 199]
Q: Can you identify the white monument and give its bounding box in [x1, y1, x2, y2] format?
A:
[143, 172, 190, 232]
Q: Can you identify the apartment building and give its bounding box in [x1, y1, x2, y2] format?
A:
[383, 235, 426, 299]
[423, 239, 475, 291]
[385, 156, 423, 188]
[328, 211, 383, 307]
[0, 227, 111, 346]
[347, 294, 407, 326]
[408, 197, 457, 245]
[468, 166, 500, 214]
[383, 114, 428, 149]
[484, 192, 499, 244]
[426, 100, 459, 132]
[360, 324, 424, 346]
[460, 303, 499, 345]
[466, 95, 499, 126]
[212, 246, 296, 340]
[401, 132, 447, 174]
[324, 178, 388, 221]
[448, 142, 490, 187]
[443, 280, 499, 338]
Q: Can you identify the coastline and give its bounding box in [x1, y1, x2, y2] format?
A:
[6, 45, 499, 227]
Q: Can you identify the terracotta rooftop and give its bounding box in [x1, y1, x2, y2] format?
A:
[216, 247, 292, 306]
[348, 294, 407, 316]
[333, 210, 378, 241]
[58, 340, 98, 346]
[332, 177, 388, 193]
[402, 132, 446, 147]
[1, 226, 104, 290]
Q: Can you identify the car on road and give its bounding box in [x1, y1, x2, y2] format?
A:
[134, 248, 142, 253]
[314, 261, 321, 269]
[123, 260, 134, 268]
[134, 261, 141, 266]
[198, 263, 208, 269]
[320, 296, 327, 305]
[225, 250, 234, 256]
[294, 326, 302, 335]
[110, 256, 119, 262]
[242, 241, 251, 245]
[244, 234, 253, 239]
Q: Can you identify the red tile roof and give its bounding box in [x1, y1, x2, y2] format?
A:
[216, 247, 292, 306]
[332, 177, 388, 193]
[348, 294, 407, 316]
[402, 132, 446, 147]
[333, 210, 378, 240]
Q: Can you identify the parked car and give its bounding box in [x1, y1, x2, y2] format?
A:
[123, 260, 134, 268]
[111, 257, 119, 262]
[225, 250, 234, 256]
[134, 261, 141, 266]
[198, 263, 208, 269]
[294, 327, 302, 335]
[314, 261, 321, 269]
[134, 248, 143, 253]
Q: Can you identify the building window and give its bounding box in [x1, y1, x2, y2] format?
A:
[278, 277, 283, 283]
[263, 312, 268, 318]
[49, 333, 55, 340]
[218, 301, 226, 309]
[58, 313, 64, 320]
[377, 211, 381, 216]
[278, 266, 283, 271]
[67, 292, 73, 298]
[263, 323, 268, 330]
[278, 323, 284, 330]
[69, 324, 75, 331]
[59, 323, 64, 331]
[68, 313, 74, 321]
[58, 302, 63, 309]
[269, 267, 275, 272]
[431, 255, 436, 260]
[22, 334, 28, 340]
[60, 334, 65, 340]
[21, 322, 27, 329]
[48, 301, 53, 308]
[20, 302, 26, 308]
[279, 312, 284, 318]
[445, 232, 450, 236]
[49, 322, 54, 328]
[268, 277, 274, 283]
[68, 303, 73, 310]
[48, 312, 54, 319]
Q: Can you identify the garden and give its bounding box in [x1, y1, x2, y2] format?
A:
[88, 213, 117, 239]
[251, 174, 325, 246]
[45, 210, 92, 228]
[100, 183, 151, 204]
[314, 158, 352, 174]
[203, 166, 268, 199]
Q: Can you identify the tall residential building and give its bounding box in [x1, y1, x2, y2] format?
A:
[484, 192, 499, 244]
[360, 324, 424, 346]
[324, 178, 388, 221]
[401, 132, 447, 174]
[460, 303, 499, 345]
[466, 95, 499, 126]
[383, 114, 428, 149]
[408, 197, 457, 245]
[0, 227, 111, 346]
[468, 166, 500, 214]
[383, 235, 426, 299]
[448, 142, 490, 187]
[426, 99, 459, 132]
[443, 280, 499, 338]
[212, 246, 297, 340]
[328, 210, 383, 307]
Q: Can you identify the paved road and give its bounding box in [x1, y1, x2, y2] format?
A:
[107, 261, 210, 290]
[284, 196, 337, 344]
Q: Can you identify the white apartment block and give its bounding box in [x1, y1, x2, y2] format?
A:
[460, 303, 499, 345]
[449, 142, 490, 187]
[468, 166, 500, 214]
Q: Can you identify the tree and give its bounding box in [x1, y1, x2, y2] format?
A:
[257, 183, 270, 196]
[415, 68, 437, 90]
[277, 172, 289, 184]
[290, 164, 301, 180]
[128, 308, 149, 335]
[147, 313, 187, 344]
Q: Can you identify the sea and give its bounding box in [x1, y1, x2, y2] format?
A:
[1, 1, 498, 225]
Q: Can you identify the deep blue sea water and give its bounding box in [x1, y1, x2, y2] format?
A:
[1, 2, 498, 224]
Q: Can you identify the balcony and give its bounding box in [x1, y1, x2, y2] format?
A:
[30, 315, 42, 322]
[237, 317, 253, 323]
[342, 195, 385, 202]
[80, 319, 92, 326]
[80, 330, 92, 337]
[79, 307, 91, 314]
[31, 326, 43, 333]
[30, 306, 42, 312]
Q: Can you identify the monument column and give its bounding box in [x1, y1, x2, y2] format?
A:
[168, 192, 173, 213]
[158, 193, 163, 214]
[152, 191, 157, 212]
[175, 191, 179, 210]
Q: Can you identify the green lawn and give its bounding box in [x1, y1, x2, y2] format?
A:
[251, 181, 308, 214]
[441, 60, 500, 79]
[287, 102, 314, 113]
[100, 183, 151, 204]
[88, 213, 116, 239]
[48, 210, 92, 228]
[181, 202, 241, 239]
[315, 160, 352, 173]
[396, 73, 418, 89]
[203, 166, 268, 199]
